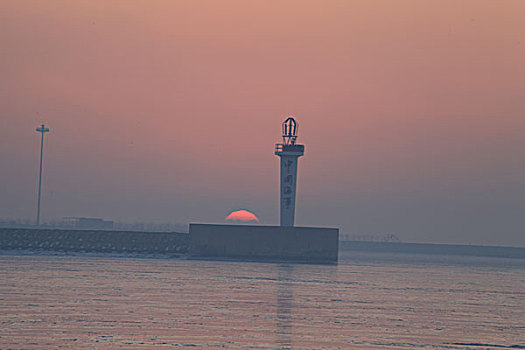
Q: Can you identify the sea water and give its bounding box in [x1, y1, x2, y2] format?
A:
[0, 251, 523, 349]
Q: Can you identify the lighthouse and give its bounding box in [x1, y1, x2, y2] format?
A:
[189, 115, 338, 263]
[275, 117, 305, 227]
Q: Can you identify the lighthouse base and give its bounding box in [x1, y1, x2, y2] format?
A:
[189, 223, 339, 264]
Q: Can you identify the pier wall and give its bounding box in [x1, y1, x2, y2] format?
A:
[189, 224, 339, 263]
[0, 228, 188, 255]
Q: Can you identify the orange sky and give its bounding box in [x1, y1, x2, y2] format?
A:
[1, 1, 524, 245]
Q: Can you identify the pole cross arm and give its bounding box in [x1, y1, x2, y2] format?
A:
[36, 125, 50, 133]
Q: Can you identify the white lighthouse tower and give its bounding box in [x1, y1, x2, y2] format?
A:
[275, 117, 305, 227]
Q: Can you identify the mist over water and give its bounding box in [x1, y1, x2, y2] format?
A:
[2, 1, 525, 246]
[3, 2, 524, 348]
[1, 252, 523, 349]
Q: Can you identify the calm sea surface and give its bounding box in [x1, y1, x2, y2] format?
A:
[1, 251, 524, 349]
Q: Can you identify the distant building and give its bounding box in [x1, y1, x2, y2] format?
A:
[63, 217, 114, 230]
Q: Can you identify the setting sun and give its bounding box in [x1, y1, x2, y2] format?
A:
[225, 210, 260, 223]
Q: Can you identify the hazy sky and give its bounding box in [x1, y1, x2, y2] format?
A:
[1, 1, 524, 246]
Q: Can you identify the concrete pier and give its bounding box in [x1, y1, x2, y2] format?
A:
[189, 223, 339, 264]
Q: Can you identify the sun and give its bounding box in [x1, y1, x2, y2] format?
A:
[225, 210, 260, 224]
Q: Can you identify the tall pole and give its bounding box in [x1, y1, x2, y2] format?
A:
[36, 124, 50, 225]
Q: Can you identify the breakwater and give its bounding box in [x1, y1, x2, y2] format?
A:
[0, 228, 188, 256]
[2, 228, 523, 260]
[340, 241, 525, 259]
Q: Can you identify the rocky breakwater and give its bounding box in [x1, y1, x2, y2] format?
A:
[0, 228, 189, 256]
